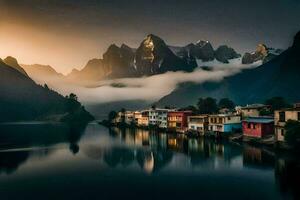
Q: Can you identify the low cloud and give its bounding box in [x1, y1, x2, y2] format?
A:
[54, 60, 261, 104]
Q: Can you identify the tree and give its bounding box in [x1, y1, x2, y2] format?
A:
[179, 105, 198, 113]
[44, 84, 49, 90]
[108, 111, 117, 122]
[259, 107, 272, 116]
[218, 98, 235, 109]
[120, 108, 126, 113]
[68, 93, 78, 101]
[265, 97, 291, 112]
[197, 97, 218, 114]
[285, 120, 300, 149]
[66, 93, 80, 113]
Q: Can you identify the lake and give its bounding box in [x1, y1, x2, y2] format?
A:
[0, 122, 298, 200]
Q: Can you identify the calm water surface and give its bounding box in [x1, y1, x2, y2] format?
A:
[0, 122, 299, 200]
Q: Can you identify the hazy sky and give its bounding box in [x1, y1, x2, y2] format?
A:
[0, 0, 299, 74]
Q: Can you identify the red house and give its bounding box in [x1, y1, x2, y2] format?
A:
[242, 117, 274, 138]
[167, 111, 193, 132]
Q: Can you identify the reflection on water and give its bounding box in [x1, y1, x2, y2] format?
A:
[0, 123, 299, 199]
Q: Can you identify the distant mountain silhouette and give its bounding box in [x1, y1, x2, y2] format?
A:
[66, 34, 245, 82]
[0, 58, 93, 122]
[157, 31, 300, 107]
[21, 63, 64, 85]
[66, 59, 107, 83]
[3, 56, 28, 77]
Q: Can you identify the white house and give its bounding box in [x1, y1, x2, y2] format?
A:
[148, 108, 173, 129]
[188, 115, 209, 135]
[208, 114, 242, 134]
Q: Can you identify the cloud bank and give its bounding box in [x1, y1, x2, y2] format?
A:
[54, 60, 261, 104]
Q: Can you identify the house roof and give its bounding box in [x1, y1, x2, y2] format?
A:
[209, 114, 239, 117]
[243, 117, 274, 123]
[275, 107, 300, 112]
[239, 104, 269, 110]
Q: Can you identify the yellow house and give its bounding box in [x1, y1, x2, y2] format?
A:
[236, 104, 270, 118]
[137, 110, 149, 127]
[274, 104, 300, 142]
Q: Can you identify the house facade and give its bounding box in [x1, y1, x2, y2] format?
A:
[208, 114, 242, 134]
[124, 111, 134, 124]
[187, 115, 209, 135]
[274, 105, 300, 142]
[236, 104, 270, 117]
[242, 117, 274, 138]
[115, 111, 125, 124]
[167, 111, 193, 132]
[148, 108, 171, 129]
[137, 111, 149, 127]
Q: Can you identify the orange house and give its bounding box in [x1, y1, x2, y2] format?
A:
[167, 111, 193, 132]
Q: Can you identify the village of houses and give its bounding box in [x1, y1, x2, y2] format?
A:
[107, 103, 300, 147]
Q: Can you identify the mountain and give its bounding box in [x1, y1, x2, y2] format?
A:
[242, 44, 283, 64]
[3, 56, 28, 77]
[66, 34, 199, 82]
[66, 59, 107, 83]
[0, 58, 93, 122]
[102, 44, 137, 78]
[21, 64, 64, 85]
[37, 34, 242, 84]
[134, 34, 197, 75]
[214, 45, 241, 63]
[170, 41, 240, 64]
[157, 31, 300, 107]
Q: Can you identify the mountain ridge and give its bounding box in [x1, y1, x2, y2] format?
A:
[0, 58, 93, 122]
[156, 31, 300, 107]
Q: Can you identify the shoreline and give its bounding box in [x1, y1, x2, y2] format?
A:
[100, 120, 297, 154]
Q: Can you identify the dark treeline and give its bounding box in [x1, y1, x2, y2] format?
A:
[0, 59, 94, 123]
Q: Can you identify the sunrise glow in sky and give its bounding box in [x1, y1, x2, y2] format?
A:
[1, 0, 299, 74]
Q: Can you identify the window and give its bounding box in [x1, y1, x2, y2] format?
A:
[281, 129, 285, 136]
[253, 123, 256, 129]
[279, 112, 285, 122]
[247, 123, 251, 129]
[228, 117, 231, 120]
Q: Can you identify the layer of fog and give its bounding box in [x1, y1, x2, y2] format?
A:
[53, 59, 261, 104]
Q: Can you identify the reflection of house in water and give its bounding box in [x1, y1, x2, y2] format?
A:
[103, 147, 135, 168]
[101, 147, 173, 174]
[243, 146, 274, 169]
[187, 139, 242, 167]
[103, 127, 173, 173]
[136, 150, 173, 174]
[167, 135, 188, 153]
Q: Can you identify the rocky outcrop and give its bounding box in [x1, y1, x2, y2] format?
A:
[242, 44, 282, 64]
[178, 41, 215, 62]
[195, 40, 215, 61]
[134, 34, 196, 75]
[103, 44, 136, 78]
[214, 45, 241, 63]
